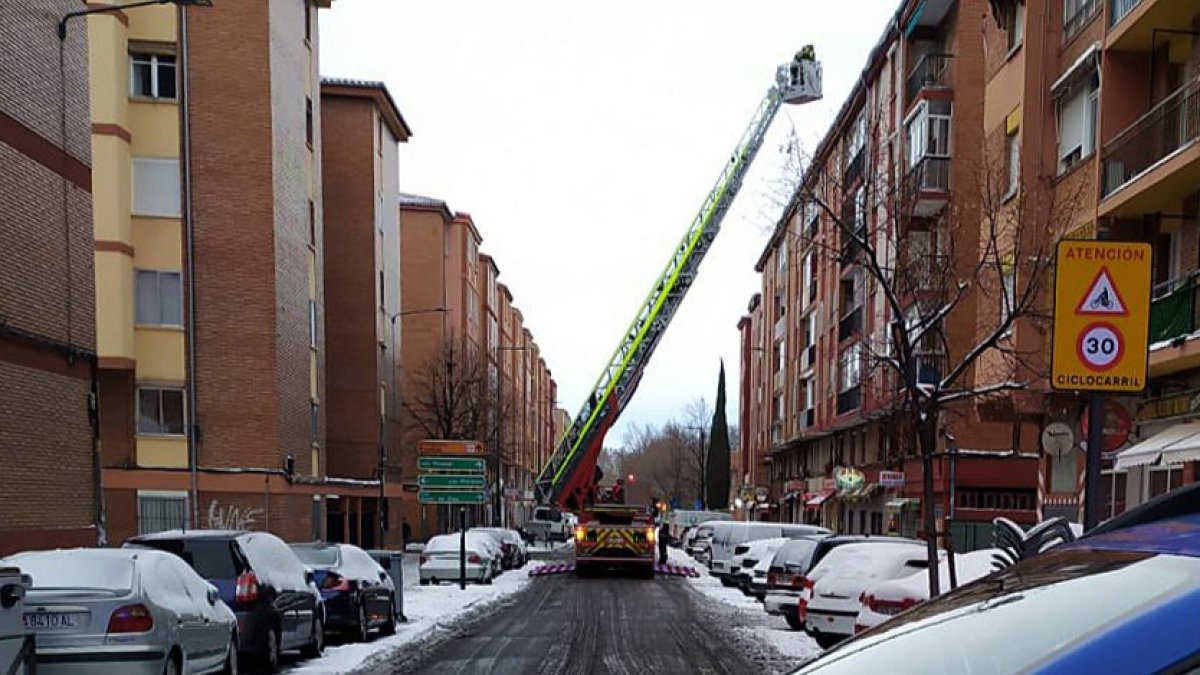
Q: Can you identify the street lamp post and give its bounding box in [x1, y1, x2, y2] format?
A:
[384, 307, 449, 548]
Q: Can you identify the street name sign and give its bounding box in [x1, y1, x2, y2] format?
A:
[1052, 241, 1151, 393]
[418, 490, 486, 505]
[417, 456, 485, 472]
[418, 440, 485, 456]
[418, 474, 485, 489]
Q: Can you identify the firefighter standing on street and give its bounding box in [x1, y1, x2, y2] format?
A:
[657, 517, 669, 565]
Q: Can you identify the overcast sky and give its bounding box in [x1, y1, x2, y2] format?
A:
[320, 1, 898, 447]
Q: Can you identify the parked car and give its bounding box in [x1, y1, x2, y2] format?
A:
[730, 537, 789, 593]
[708, 522, 831, 584]
[1, 547, 238, 674]
[666, 510, 733, 546]
[802, 541, 932, 649]
[687, 523, 718, 566]
[290, 543, 397, 642]
[471, 528, 528, 569]
[854, 548, 1000, 634]
[126, 529, 324, 670]
[763, 536, 825, 629]
[747, 555, 777, 600]
[419, 533, 499, 585]
[790, 486, 1200, 674]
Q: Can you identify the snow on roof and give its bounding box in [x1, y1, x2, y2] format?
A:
[130, 528, 246, 540]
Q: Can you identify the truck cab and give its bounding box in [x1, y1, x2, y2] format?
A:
[574, 505, 657, 577]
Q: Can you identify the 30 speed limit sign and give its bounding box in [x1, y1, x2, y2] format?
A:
[1076, 322, 1123, 371]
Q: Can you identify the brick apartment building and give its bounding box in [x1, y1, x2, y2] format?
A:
[320, 78, 412, 549]
[399, 195, 559, 537]
[0, 1, 100, 556]
[739, 0, 1042, 546]
[89, 0, 399, 545]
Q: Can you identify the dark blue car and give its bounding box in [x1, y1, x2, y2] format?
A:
[791, 485, 1200, 674]
[290, 542, 397, 642]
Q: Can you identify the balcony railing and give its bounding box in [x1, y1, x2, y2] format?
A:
[836, 386, 862, 415]
[1137, 387, 1200, 423]
[1109, 0, 1141, 27]
[905, 53, 953, 104]
[1063, 0, 1100, 42]
[1102, 76, 1200, 197]
[838, 307, 863, 342]
[1150, 273, 1200, 344]
[906, 155, 951, 193]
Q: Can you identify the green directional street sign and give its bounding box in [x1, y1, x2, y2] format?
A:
[417, 457, 485, 472]
[419, 474, 485, 489]
[419, 490, 486, 505]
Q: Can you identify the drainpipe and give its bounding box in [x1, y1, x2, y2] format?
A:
[90, 355, 107, 546]
[179, 6, 201, 529]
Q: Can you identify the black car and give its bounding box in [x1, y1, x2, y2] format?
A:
[291, 542, 397, 642]
[471, 527, 527, 569]
[126, 529, 325, 671]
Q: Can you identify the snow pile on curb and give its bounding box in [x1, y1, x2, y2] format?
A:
[669, 548, 823, 664]
[285, 562, 534, 674]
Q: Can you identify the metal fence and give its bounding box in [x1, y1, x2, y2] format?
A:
[905, 53, 953, 105]
[1102, 77, 1200, 197]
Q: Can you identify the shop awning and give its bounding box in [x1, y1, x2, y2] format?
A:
[838, 483, 879, 502]
[885, 497, 919, 509]
[1114, 422, 1200, 470]
[805, 488, 836, 508]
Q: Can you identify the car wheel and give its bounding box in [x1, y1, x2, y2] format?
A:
[814, 632, 843, 650]
[300, 616, 324, 658]
[379, 599, 397, 636]
[257, 626, 281, 672]
[784, 614, 804, 631]
[482, 570, 493, 585]
[419, 578, 430, 586]
[162, 653, 180, 675]
[354, 602, 370, 643]
[220, 634, 239, 675]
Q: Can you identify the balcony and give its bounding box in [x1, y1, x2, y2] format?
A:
[1100, 76, 1200, 216]
[1148, 273, 1200, 376]
[905, 53, 953, 107]
[905, 155, 951, 217]
[836, 386, 861, 415]
[1063, 0, 1100, 42]
[838, 307, 863, 342]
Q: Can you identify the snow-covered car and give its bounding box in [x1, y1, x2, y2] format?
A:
[687, 524, 717, 566]
[854, 548, 1000, 634]
[763, 537, 824, 629]
[419, 533, 500, 585]
[291, 542, 397, 642]
[471, 528, 528, 569]
[747, 555, 775, 600]
[3, 548, 239, 675]
[731, 537, 789, 594]
[803, 541, 933, 649]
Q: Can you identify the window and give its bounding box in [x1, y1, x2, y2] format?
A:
[1057, 72, 1099, 174]
[308, 200, 316, 246]
[804, 251, 817, 303]
[137, 491, 187, 534]
[305, 97, 314, 146]
[777, 238, 788, 276]
[309, 299, 319, 348]
[130, 52, 176, 99]
[839, 343, 862, 392]
[137, 387, 185, 436]
[1001, 268, 1016, 326]
[905, 100, 952, 167]
[1063, 0, 1099, 42]
[378, 270, 385, 308]
[135, 270, 182, 326]
[311, 401, 320, 446]
[1147, 464, 1183, 500]
[132, 158, 181, 217]
[1006, 1, 1025, 51]
[774, 339, 784, 373]
[1005, 129, 1020, 198]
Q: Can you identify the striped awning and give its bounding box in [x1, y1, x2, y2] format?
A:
[1114, 422, 1200, 470]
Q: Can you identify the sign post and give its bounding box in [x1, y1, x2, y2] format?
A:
[1051, 241, 1151, 531]
[418, 439, 486, 584]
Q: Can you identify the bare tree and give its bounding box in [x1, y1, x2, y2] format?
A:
[683, 397, 713, 507]
[779, 106, 1084, 596]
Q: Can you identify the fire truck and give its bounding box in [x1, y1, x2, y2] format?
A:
[534, 49, 823, 576]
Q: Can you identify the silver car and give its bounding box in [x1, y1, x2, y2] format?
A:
[3, 548, 238, 674]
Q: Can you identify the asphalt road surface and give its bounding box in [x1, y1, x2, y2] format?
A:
[370, 568, 775, 675]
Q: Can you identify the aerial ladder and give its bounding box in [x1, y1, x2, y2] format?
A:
[533, 49, 823, 574]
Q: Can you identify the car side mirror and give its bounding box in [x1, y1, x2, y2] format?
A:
[304, 570, 315, 586]
[206, 584, 219, 606]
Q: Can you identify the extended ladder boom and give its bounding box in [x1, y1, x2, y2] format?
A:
[537, 53, 822, 512]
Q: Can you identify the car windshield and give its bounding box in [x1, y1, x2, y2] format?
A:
[292, 545, 340, 567]
[793, 549, 1200, 674]
[8, 552, 135, 591]
[134, 538, 240, 579]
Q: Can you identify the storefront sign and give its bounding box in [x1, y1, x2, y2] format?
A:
[834, 467, 865, 491]
[879, 471, 905, 488]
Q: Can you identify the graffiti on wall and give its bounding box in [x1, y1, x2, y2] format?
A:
[207, 500, 264, 531]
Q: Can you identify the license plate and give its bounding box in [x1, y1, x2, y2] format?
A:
[24, 612, 82, 631]
[777, 574, 792, 585]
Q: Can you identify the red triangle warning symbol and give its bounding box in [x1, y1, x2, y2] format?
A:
[1075, 267, 1129, 316]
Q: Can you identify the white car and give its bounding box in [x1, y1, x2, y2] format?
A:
[854, 548, 1001, 634]
[708, 522, 830, 583]
[730, 537, 789, 593]
[4, 548, 239, 675]
[763, 537, 824, 629]
[803, 541, 933, 649]
[419, 533, 500, 585]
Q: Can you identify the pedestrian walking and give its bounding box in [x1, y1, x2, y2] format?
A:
[657, 519, 669, 565]
[401, 517, 413, 548]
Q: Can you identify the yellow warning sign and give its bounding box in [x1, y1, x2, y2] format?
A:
[1052, 241, 1151, 392]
